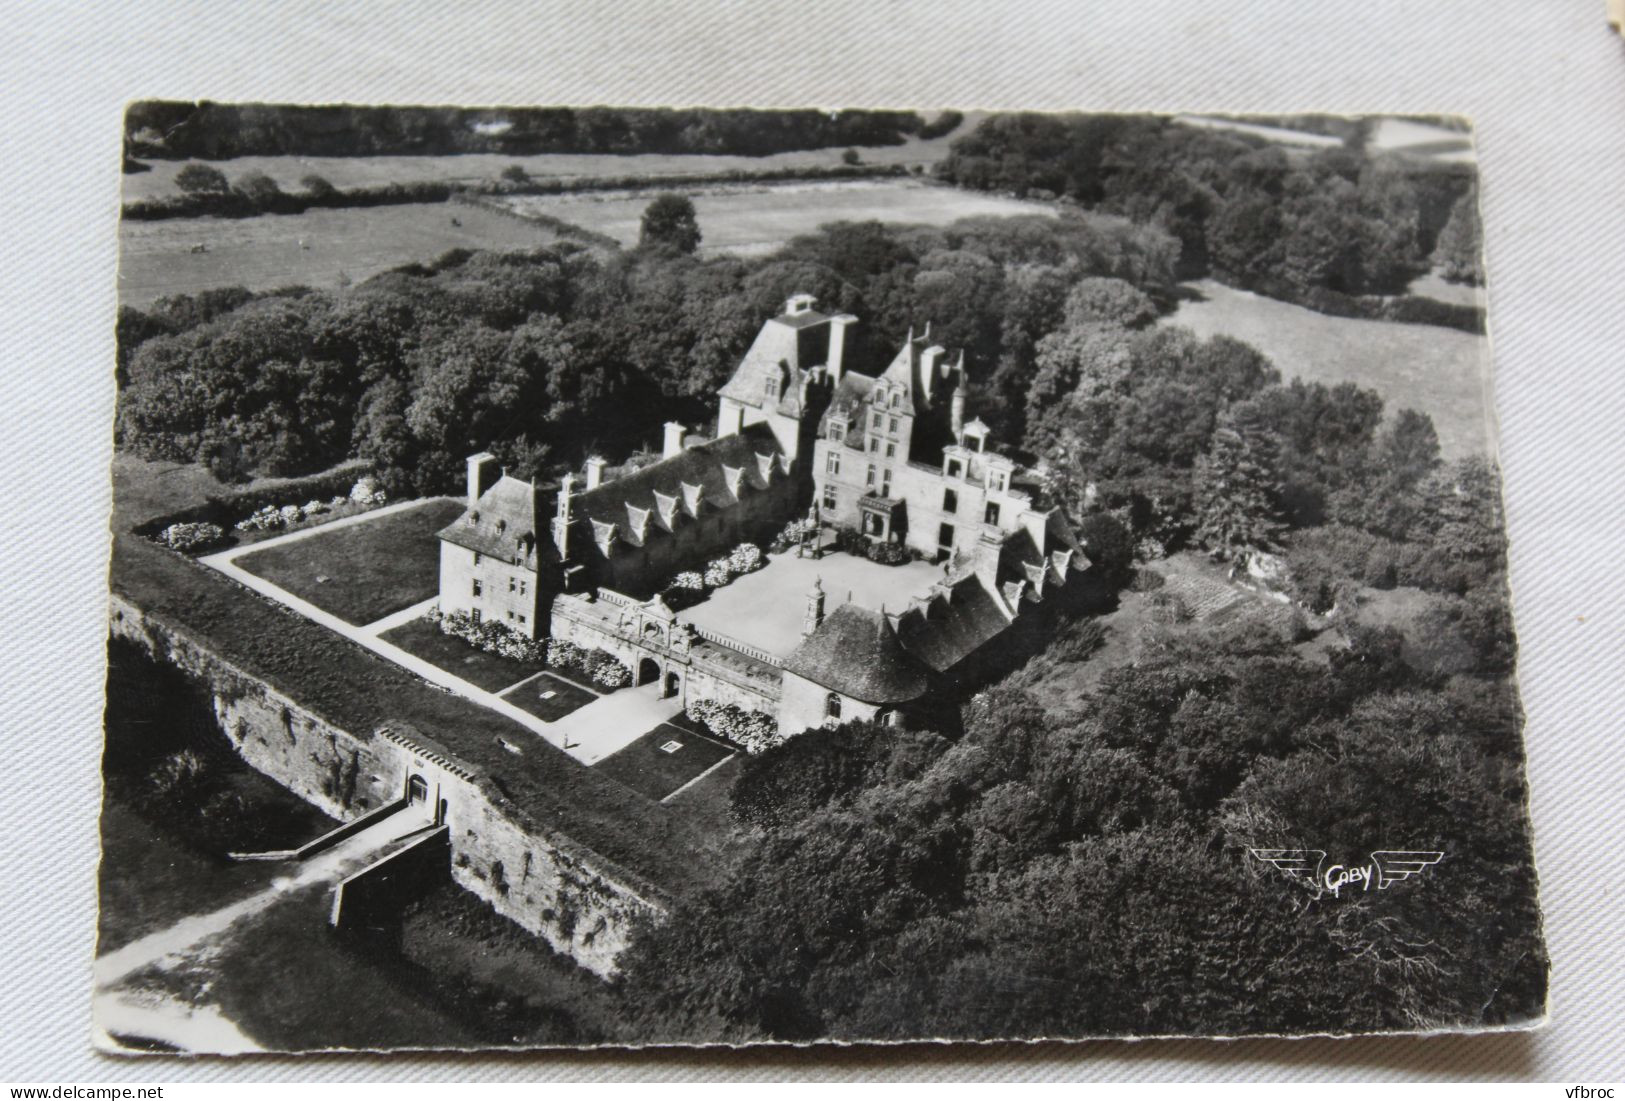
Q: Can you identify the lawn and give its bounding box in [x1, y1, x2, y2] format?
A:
[679, 546, 944, 658]
[117, 201, 561, 307]
[500, 672, 599, 722]
[496, 177, 1056, 257]
[593, 723, 736, 802]
[231, 498, 466, 625]
[379, 614, 545, 693]
[1165, 278, 1497, 460]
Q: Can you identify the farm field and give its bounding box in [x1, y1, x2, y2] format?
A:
[119, 114, 979, 203]
[496, 177, 1056, 257]
[116, 201, 559, 307]
[1165, 278, 1497, 459]
[232, 498, 466, 625]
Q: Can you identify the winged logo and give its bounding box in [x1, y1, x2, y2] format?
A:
[1249, 848, 1444, 897]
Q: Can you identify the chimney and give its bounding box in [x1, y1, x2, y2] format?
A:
[663, 422, 687, 459]
[785, 293, 816, 316]
[803, 577, 826, 637]
[828, 314, 856, 382]
[584, 455, 607, 490]
[921, 345, 944, 402]
[552, 473, 576, 558]
[950, 382, 966, 442]
[466, 452, 499, 506]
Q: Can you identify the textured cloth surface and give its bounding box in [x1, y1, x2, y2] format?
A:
[1, 0, 1620, 1080]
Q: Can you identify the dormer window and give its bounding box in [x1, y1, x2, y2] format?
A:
[946, 458, 963, 478]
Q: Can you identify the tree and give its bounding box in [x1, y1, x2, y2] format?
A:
[1193, 421, 1284, 560]
[300, 173, 337, 199]
[232, 170, 283, 209]
[1061, 277, 1157, 329]
[1076, 512, 1135, 584]
[639, 192, 702, 254]
[500, 164, 530, 183]
[841, 148, 861, 166]
[174, 162, 228, 195]
[1434, 183, 1483, 285]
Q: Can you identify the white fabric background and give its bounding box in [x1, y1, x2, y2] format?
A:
[2, 0, 1621, 1080]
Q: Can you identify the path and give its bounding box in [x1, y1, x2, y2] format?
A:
[200, 512, 682, 765]
[92, 801, 437, 1054]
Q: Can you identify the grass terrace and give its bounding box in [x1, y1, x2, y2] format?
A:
[379, 615, 545, 693]
[232, 498, 465, 625]
[678, 546, 944, 658]
[500, 673, 599, 722]
[592, 723, 736, 803]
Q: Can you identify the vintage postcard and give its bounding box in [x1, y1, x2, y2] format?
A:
[97, 104, 1546, 1052]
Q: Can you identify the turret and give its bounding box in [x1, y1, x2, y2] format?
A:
[803, 577, 826, 637]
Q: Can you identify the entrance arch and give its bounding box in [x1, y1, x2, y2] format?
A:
[638, 657, 661, 687]
[407, 774, 428, 804]
[664, 670, 681, 699]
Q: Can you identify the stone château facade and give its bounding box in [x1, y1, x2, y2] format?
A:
[438, 294, 1091, 738]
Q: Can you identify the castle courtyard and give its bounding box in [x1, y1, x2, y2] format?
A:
[676, 546, 946, 660]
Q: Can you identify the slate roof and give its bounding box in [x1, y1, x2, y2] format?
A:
[892, 573, 1014, 674]
[718, 307, 833, 415]
[567, 422, 785, 551]
[438, 475, 555, 566]
[785, 604, 933, 704]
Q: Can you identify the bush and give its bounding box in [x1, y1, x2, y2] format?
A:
[704, 558, 732, 588]
[867, 540, 913, 565]
[157, 521, 227, 553]
[727, 543, 763, 574]
[432, 608, 547, 663]
[590, 656, 631, 689]
[688, 698, 781, 754]
[768, 517, 819, 553]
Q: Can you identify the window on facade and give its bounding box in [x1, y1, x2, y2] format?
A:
[866, 465, 876, 487]
[938, 522, 956, 550]
[471, 579, 483, 597]
[885, 442, 896, 459]
[829, 423, 844, 441]
[984, 501, 1001, 526]
[881, 470, 892, 496]
[869, 436, 879, 453]
[889, 416, 898, 433]
[826, 452, 840, 475]
[473, 552, 482, 565]
[822, 487, 837, 511]
[943, 488, 958, 513]
[990, 473, 1005, 492]
[517, 614, 525, 625]
[947, 458, 962, 478]
[471, 608, 482, 624]
[872, 412, 883, 430]
[509, 576, 516, 592]
[764, 377, 778, 398]
[890, 391, 900, 408]
[825, 692, 843, 720]
[519, 579, 527, 595]
[506, 610, 514, 621]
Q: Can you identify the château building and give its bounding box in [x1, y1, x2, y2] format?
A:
[437, 294, 1091, 738]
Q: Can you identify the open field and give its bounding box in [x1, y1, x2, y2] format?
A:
[379, 615, 546, 693]
[679, 546, 945, 658]
[117, 201, 559, 307]
[593, 723, 735, 803]
[232, 498, 466, 625]
[1166, 278, 1496, 459]
[120, 115, 980, 204]
[500, 672, 600, 722]
[496, 178, 1057, 256]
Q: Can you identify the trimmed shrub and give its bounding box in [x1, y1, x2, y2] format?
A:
[431, 608, 547, 663]
[688, 698, 781, 754]
[157, 521, 227, 553]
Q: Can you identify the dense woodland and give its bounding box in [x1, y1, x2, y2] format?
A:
[125, 103, 936, 161]
[939, 114, 1483, 300]
[113, 113, 1543, 1040]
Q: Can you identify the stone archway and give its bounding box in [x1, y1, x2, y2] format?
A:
[637, 657, 661, 687]
[664, 670, 681, 699]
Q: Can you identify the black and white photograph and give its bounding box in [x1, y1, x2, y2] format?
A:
[90, 100, 1550, 1054]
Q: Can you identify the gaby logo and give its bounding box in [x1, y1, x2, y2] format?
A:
[1249, 849, 1444, 898]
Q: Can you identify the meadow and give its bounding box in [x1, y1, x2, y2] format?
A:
[1165, 278, 1497, 459]
[118, 116, 979, 203]
[116, 200, 561, 307]
[495, 177, 1056, 256]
